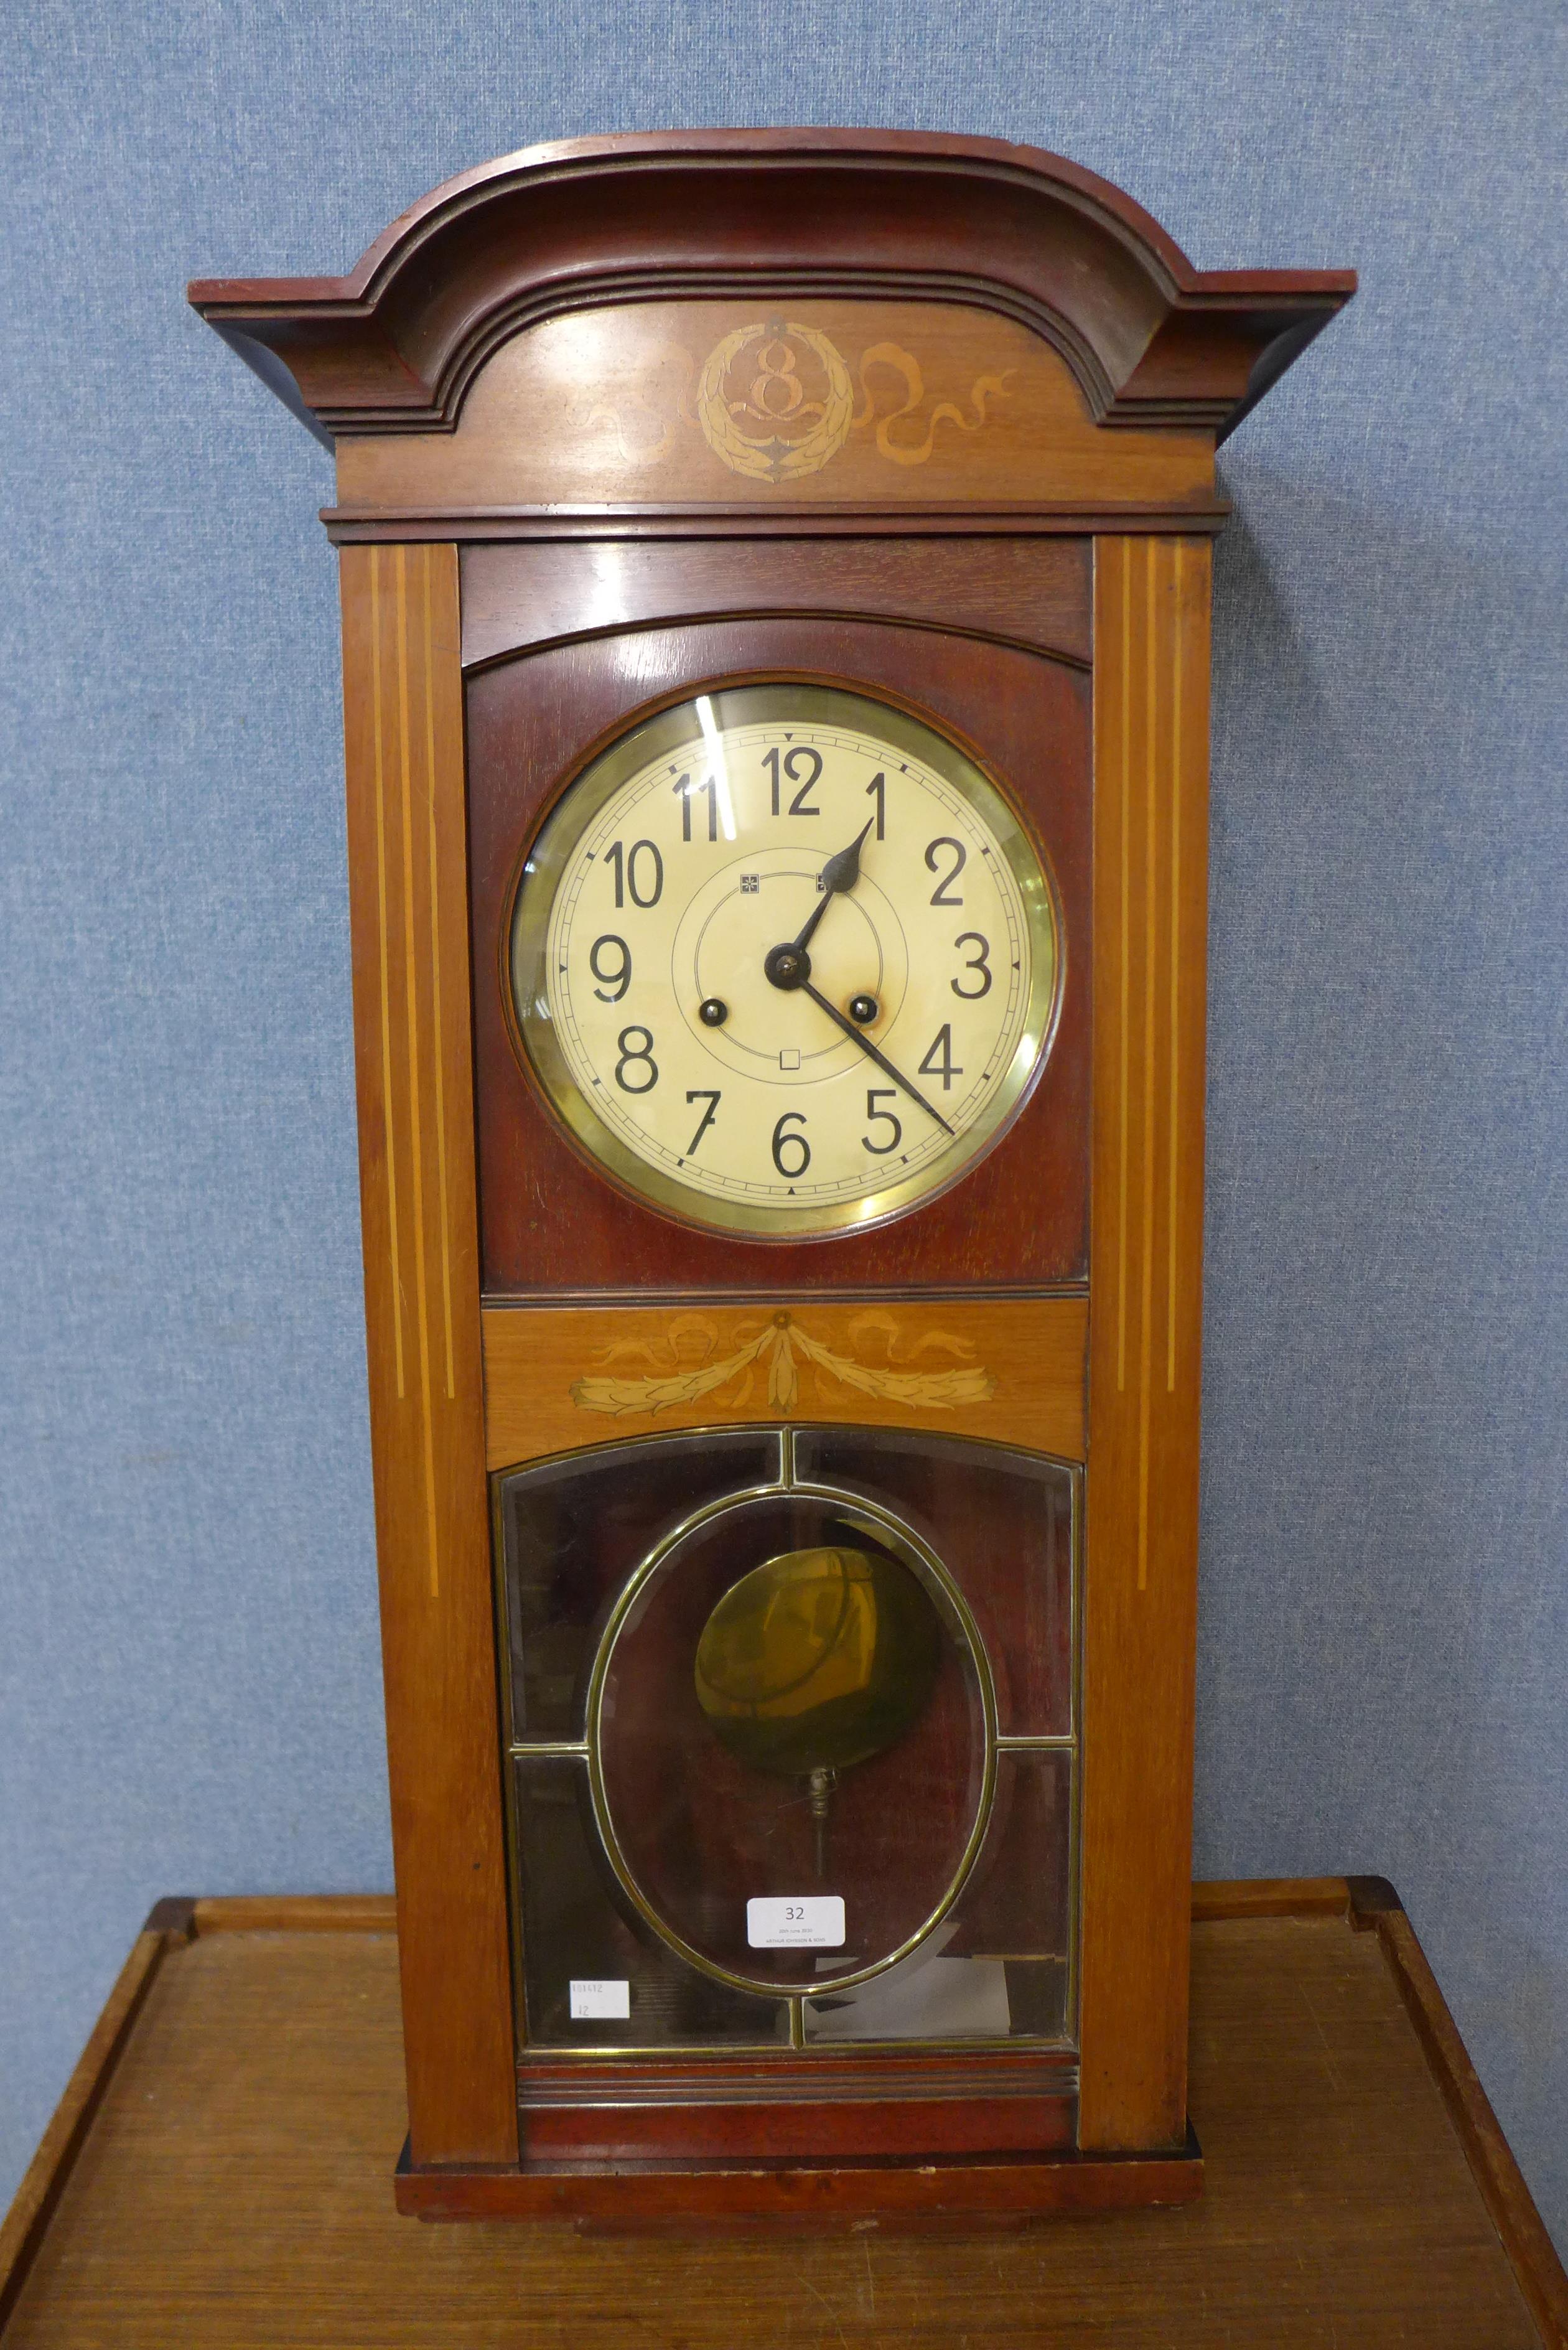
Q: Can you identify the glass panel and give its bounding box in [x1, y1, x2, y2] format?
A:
[803, 1749, 1072, 2043]
[513, 1756, 788, 2049]
[595, 1492, 989, 1993]
[793, 1427, 1074, 1737]
[497, 1429, 780, 1742]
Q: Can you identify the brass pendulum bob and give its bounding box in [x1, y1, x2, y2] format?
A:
[693, 1544, 941, 1885]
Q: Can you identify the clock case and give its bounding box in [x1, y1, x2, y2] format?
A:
[189, 130, 1351, 2223]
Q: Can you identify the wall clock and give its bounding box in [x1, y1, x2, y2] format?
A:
[190, 129, 1351, 2222]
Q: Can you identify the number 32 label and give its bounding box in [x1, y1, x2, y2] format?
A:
[747, 1895, 846, 1949]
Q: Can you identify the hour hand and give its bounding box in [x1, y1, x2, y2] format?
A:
[789, 817, 874, 957]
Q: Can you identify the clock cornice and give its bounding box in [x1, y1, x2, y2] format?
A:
[187, 127, 1354, 450]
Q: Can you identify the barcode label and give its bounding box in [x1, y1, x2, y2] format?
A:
[569, 1978, 630, 2019]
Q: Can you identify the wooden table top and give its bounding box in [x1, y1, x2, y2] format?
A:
[2, 1882, 1564, 2348]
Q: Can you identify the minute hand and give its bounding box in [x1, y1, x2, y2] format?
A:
[800, 981, 955, 1137]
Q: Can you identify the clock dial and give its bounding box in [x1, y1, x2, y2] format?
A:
[508, 683, 1061, 1238]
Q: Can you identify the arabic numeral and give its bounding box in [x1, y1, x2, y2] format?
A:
[763, 744, 823, 817]
[770, 1112, 811, 1178]
[684, 1089, 721, 1154]
[588, 934, 631, 1002]
[614, 1025, 658, 1093]
[673, 772, 718, 843]
[862, 1088, 902, 1156]
[925, 836, 966, 906]
[606, 838, 663, 908]
[951, 931, 992, 998]
[917, 1024, 963, 1091]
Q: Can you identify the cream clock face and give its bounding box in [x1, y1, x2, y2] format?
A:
[508, 683, 1060, 1238]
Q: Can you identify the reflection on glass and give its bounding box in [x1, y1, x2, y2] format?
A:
[513, 1756, 789, 2049]
[792, 1426, 1075, 1738]
[803, 1748, 1073, 2043]
[804, 1927, 1012, 2041]
[497, 1429, 780, 1741]
[694, 1543, 943, 1879]
[498, 1428, 1078, 2050]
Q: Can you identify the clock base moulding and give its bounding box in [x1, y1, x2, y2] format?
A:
[393, 2128, 1205, 2225]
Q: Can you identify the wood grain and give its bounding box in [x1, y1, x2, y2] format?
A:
[399, 2137, 1195, 2222]
[459, 535, 1094, 671]
[329, 503, 1230, 545]
[338, 542, 516, 2164]
[481, 1296, 1087, 1466]
[1190, 1876, 1353, 1921]
[192, 1896, 400, 1936]
[336, 301, 1213, 514]
[4, 1902, 1553, 2342]
[1371, 1906, 1568, 2350]
[1078, 535, 1212, 2151]
[0, 1928, 169, 2333]
[518, 2079, 1078, 2166]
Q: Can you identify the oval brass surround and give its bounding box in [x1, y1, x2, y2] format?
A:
[584, 1483, 998, 1998]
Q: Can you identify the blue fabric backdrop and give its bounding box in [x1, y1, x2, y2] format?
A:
[2, 0, 1564, 2259]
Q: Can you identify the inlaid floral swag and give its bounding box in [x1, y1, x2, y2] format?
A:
[571, 1311, 995, 1418]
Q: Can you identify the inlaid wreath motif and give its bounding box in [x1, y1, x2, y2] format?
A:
[584, 322, 1015, 484]
[571, 1311, 995, 1419]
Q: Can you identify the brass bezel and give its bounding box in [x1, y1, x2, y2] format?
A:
[505, 679, 1063, 1240]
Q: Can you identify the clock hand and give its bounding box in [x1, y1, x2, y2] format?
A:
[800, 980, 956, 1136]
[788, 817, 875, 959]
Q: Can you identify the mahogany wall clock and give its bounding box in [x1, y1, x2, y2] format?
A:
[190, 129, 1352, 2221]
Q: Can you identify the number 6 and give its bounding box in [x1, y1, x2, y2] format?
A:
[771, 1113, 811, 1178]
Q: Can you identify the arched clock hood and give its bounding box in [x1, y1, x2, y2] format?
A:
[188, 128, 1353, 449]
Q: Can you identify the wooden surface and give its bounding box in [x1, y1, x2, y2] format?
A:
[1078, 536, 1212, 2150]
[6, 1887, 1564, 2348]
[397, 2134, 1200, 2225]
[335, 300, 1213, 514]
[332, 503, 1231, 544]
[0, 1928, 166, 2337]
[459, 535, 1094, 672]
[186, 128, 1353, 449]
[480, 1296, 1088, 1466]
[338, 543, 516, 2163]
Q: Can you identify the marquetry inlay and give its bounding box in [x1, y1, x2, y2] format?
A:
[366, 546, 462, 1590]
[345, 541, 485, 1608]
[480, 1297, 1090, 1471]
[1094, 535, 1207, 1591]
[1078, 530, 1210, 2157]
